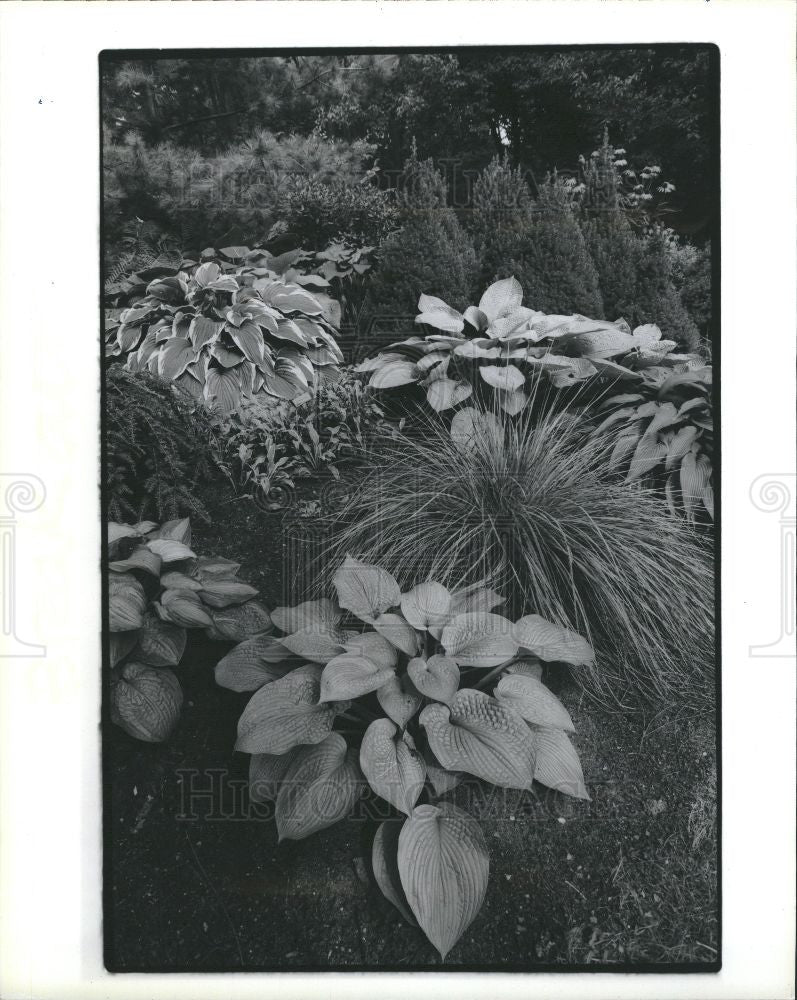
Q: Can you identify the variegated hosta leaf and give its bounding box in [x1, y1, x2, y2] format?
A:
[275, 734, 363, 841]
[513, 615, 594, 666]
[109, 579, 147, 632]
[372, 820, 417, 925]
[441, 612, 518, 668]
[495, 388, 529, 415]
[197, 579, 259, 609]
[249, 748, 298, 804]
[208, 601, 273, 642]
[420, 689, 536, 789]
[369, 360, 420, 389]
[195, 554, 241, 580]
[632, 323, 662, 346]
[681, 451, 712, 521]
[320, 653, 395, 702]
[159, 588, 215, 628]
[626, 432, 668, 483]
[532, 726, 590, 800]
[407, 655, 459, 704]
[146, 538, 196, 563]
[463, 305, 489, 332]
[376, 672, 423, 728]
[280, 628, 347, 663]
[372, 613, 421, 656]
[271, 598, 341, 636]
[333, 555, 401, 623]
[426, 378, 473, 412]
[235, 666, 348, 754]
[160, 570, 203, 592]
[478, 276, 522, 322]
[400, 582, 452, 631]
[132, 611, 186, 668]
[479, 364, 525, 393]
[109, 544, 163, 578]
[665, 425, 699, 471]
[494, 674, 575, 732]
[567, 327, 636, 359]
[360, 719, 426, 815]
[214, 634, 297, 692]
[344, 630, 399, 671]
[111, 662, 183, 743]
[422, 744, 463, 796]
[398, 802, 489, 958]
[415, 310, 465, 335]
[453, 339, 501, 360]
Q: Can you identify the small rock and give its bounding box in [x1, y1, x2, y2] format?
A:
[557, 817, 566, 825]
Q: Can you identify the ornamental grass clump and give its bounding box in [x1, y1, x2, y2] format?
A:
[215, 556, 593, 958]
[319, 402, 714, 710]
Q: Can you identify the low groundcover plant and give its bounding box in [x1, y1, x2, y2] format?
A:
[215, 556, 593, 958]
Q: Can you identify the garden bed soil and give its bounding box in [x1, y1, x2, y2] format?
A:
[106, 481, 718, 970]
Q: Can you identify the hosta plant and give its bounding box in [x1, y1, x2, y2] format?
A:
[588, 369, 713, 522]
[358, 276, 708, 417]
[105, 246, 344, 414]
[108, 517, 273, 742]
[215, 556, 592, 958]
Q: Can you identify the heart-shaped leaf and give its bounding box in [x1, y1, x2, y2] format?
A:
[369, 360, 420, 389]
[320, 653, 395, 702]
[160, 588, 214, 628]
[214, 635, 297, 692]
[422, 745, 462, 796]
[376, 672, 423, 728]
[281, 628, 347, 663]
[160, 570, 203, 592]
[208, 601, 273, 642]
[205, 367, 242, 414]
[441, 612, 518, 668]
[110, 630, 138, 668]
[109, 581, 147, 632]
[271, 598, 341, 636]
[415, 311, 465, 335]
[132, 612, 186, 668]
[513, 615, 594, 665]
[450, 407, 504, 455]
[400, 583, 452, 631]
[275, 734, 362, 841]
[478, 276, 522, 322]
[420, 689, 536, 789]
[398, 802, 489, 958]
[249, 748, 298, 804]
[373, 613, 421, 656]
[479, 364, 525, 392]
[111, 662, 183, 743]
[463, 305, 489, 332]
[333, 555, 401, 623]
[158, 337, 196, 381]
[198, 580, 259, 609]
[532, 726, 590, 800]
[426, 378, 473, 412]
[408, 655, 459, 704]
[236, 666, 348, 753]
[147, 538, 196, 563]
[360, 719, 426, 815]
[495, 388, 529, 415]
[494, 674, 574, 731]
[372, 820, 417, 925]
[344, 631, 399, 671]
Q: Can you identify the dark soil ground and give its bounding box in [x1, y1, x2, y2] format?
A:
[105, 480, 719, 971]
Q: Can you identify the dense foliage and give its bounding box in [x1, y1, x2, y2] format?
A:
[215, 556, 593, 956]
[108, 517, 272, 742]
[106, 368, 220, 524]
[105, 248, 344, 413]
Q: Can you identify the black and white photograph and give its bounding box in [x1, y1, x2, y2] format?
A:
[0, 3, 795, 999]
[101, 45, 720, 970]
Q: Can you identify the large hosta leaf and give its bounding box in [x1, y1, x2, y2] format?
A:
[275, 734, 362, 841]
[214, 635, 297, 692]
[400, 582, 451, 631]
[369, 360, 419, 389]
[360, 719, 426, 815]
[450, 407, 504, 456]
[376, 672, 423, 728]
[422, 745, 462, 796]
[280, 628, 346, 663]
[398, 802, 489, 958]
[271, 598, 340, 636]
[109, 578, 146, 632]
[479, 364, 525, 392]
[532, 727, 590, 800]
[420, 689, 536, 789]
[147, 538, 196, 563]
[249, 748, 298, 804]
[319, 653, 395, 702]
[235, 666, 348, 753]
[441, 612, 518, 668]
[109, 544, 162, 578]
[209, 601, 273, 642]
[426, 378, 472, 412]
[373, 612, 421, 656]
[132, 611, 186, 668]
[372, 820, 417, 925]
[198, 580, 259, 609]
[205, 366, 242, 414]
[407, 655, 459, 704]
[159, 588, 214, 628]
[479, 276, 522, 322]
[513, 615, 594, 666]
[344, 630, 399, 671]
[111, 662, 183, 743]
[333, 556, 401, 622]
[494, 674, 574, 731]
